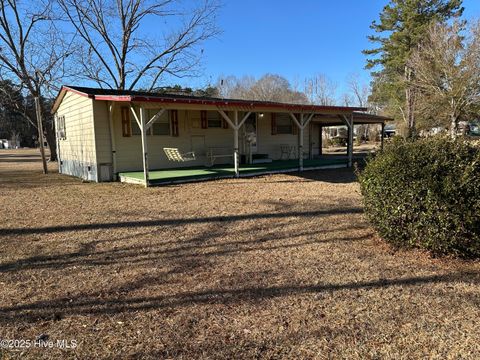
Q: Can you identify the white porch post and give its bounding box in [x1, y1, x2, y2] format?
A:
[233, 111, 239, 177]
[129, 106, 165, 187]
[319, 125, 323, 156]
[290, 112, 314, 171]
[299, 114, 304, 171]
[339, 114, 354, 168]
[140, 107, 149, 187]
[218, 109, 251, 178]
[108, 102, 117, 180]
[347, 114, 354, 168]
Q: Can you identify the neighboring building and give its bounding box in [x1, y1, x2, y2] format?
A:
[325, 126, 348, 139]
[51, 86, 388, 186]
[323, 123, 383, 144]
[383, 124, 396, 138]
[0, 139, 19, 149]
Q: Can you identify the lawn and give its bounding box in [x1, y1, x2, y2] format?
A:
[0, 149, 479, 359]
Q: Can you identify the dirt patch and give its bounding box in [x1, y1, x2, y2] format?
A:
[0, 149, 479, 359]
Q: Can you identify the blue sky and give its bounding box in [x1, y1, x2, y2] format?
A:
[182, 0, 480, 96]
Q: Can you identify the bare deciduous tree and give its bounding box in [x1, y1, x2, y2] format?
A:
[347, 73, 370, 108]
[59, 0, 220, 90]
[217, 74, 308, 104]
[0, 0, 73, 162]
[346, 73, 373, 141]
[250, 74, 308, 103]
[217, 75, 255, 99]
[409, 20, 480, 137]
[340, 93, 354, 107]
[303, 74, 337, 106]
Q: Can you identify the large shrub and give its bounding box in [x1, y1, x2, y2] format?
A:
[358, 136, 480, 258]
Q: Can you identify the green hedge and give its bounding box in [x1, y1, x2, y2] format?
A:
[357, 136, 480, 258]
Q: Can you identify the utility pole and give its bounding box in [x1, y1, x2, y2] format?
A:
[35, 70, 48, 174]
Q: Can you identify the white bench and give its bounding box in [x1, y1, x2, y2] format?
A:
[206, 147, 233, 167]
[163, 148, 196, 162]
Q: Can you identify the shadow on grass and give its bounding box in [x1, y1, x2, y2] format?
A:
[0, 169, 79, 189]
[0, 224, 371, 273]
[0, 153, 41, 159]
[1, 271, 477, 324]
[0, 206, 364, 236]
[288, 168, 358, 184]
[0, 158, 44, 163]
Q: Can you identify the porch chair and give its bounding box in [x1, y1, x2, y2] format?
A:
[163, 148, 196, 162]
[280, 144, 296, 160]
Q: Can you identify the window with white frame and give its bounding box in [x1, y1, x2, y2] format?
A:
[57, 115, 66, 140]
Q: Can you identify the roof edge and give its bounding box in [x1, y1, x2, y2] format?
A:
[52, 85, 368, 114]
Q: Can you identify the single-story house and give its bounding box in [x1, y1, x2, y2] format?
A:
[51, 86, 390, 186]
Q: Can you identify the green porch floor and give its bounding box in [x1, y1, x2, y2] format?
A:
[118, 157, 350, 185]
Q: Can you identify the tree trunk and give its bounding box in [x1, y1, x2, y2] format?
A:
[44, 123, 57, 161]
[405, 67, 416, 139]
[40, 100, 57, 161]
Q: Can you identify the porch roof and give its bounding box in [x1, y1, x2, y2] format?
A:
[52, 85, 367, 115]
[313, 112, 393, 126]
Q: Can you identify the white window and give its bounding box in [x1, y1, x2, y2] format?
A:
[57, 115, 66, 140]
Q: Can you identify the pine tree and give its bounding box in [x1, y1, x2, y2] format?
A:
[364, 0, 463, 137]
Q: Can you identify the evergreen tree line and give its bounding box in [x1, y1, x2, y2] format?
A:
[0, 80, 53, 148]
[365, 0, 480, 137]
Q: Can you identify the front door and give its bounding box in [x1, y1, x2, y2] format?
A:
[244, 113, 257, 153]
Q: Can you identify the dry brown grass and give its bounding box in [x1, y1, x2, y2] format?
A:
[0, 149, 479, 360]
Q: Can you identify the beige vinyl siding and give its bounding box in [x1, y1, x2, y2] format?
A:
[255, 113, 309, 159]
[55, 92, 96, 167]
[113, 109, 312, 172]
[113, 108, 234, 172]
[92, 100, 113, 165]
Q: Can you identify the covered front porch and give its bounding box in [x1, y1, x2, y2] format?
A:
[117, 107, 388, 186]
[118, 154, 361, 185]
[97, 90, 392, 186]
